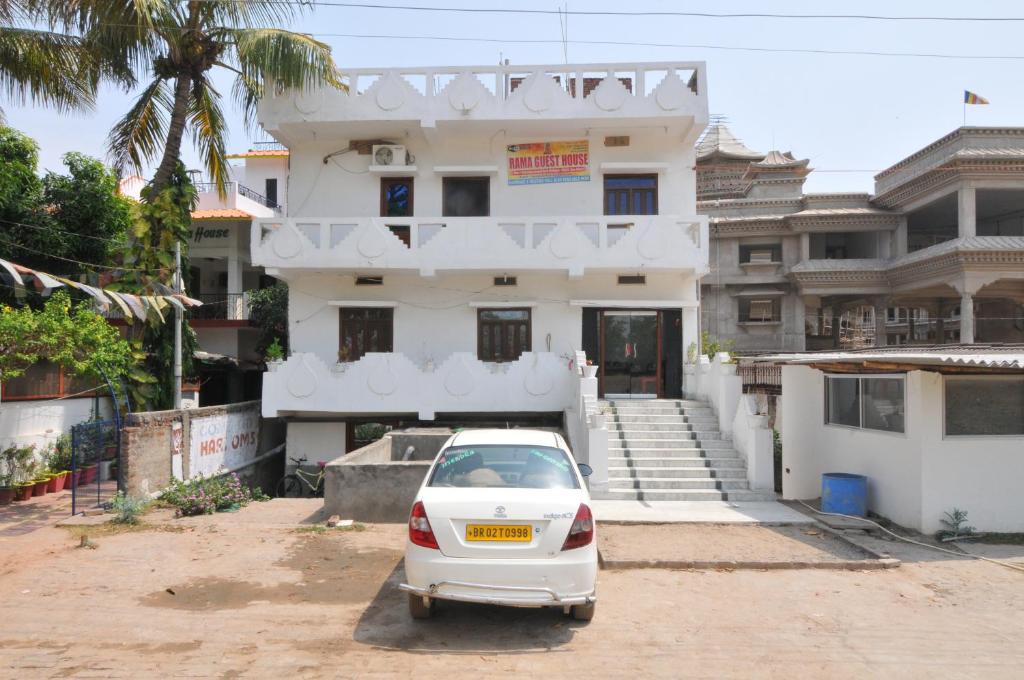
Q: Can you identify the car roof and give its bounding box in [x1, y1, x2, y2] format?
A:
[449, 429, 561, 448]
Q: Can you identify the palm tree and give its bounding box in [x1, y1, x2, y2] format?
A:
[95, 1, 340, 197]
[0, 1, 108, 122]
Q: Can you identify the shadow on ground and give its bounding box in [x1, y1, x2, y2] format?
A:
[352, 561, 586, 654]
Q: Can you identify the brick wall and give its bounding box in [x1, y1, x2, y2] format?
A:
[120, 401, 284, 496]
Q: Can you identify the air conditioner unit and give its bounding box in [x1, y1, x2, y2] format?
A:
[372, 144, 407, 167]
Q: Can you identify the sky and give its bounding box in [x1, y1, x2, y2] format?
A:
[4, 0, 1023, 194]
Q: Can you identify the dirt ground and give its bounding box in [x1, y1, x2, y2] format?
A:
[1, 500, 1024, 679]
[598, 523, 871, 565]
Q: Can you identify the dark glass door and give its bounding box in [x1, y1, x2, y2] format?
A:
[601, 311, 660, 398]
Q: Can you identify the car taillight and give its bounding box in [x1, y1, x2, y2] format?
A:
[409, 501, 439, 549]
[561, 503, 594, 551]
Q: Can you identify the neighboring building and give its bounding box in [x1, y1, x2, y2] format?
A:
[772, 347, 1024, 533]
[698, 125, 1024, 354]
[117, 145, 291, 405]
[253, 62, 710, 463]
[187, 145, 288, 404]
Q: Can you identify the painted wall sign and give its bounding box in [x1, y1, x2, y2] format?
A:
[188, 410, 261, 478]
[191, 226, 232, 244]
[507, 140, 590, 185]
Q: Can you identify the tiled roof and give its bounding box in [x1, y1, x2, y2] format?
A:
[191, 209, 253, 219]
[225, 150, 289, 159]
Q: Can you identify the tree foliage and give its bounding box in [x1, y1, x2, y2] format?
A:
[248, 282, 288, 357]
[0, 290, 132, 385]
[0, 126, 132, 276]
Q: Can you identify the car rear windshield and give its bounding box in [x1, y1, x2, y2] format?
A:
[428, 445, 580, 489]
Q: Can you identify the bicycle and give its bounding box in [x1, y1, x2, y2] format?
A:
[275, 456, 327, 498]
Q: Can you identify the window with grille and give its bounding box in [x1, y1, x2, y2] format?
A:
[338, 308, 394, 362]
[604, 175, 658, 215]
[477, 308, 531, 362]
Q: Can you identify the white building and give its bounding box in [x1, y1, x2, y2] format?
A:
[773, 348, 1024, 534]
[252, 62, 710, 464]
[186, 146, 289, 404]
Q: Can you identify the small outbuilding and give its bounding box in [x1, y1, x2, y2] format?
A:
[766, 346, 1024, 534]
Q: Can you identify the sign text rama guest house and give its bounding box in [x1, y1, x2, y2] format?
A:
[507, 140, 590, 185]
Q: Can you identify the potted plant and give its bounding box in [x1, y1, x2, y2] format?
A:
[265, 337, 285, 371]
[0, 444, 23, 506]
[14, 482, 34, 502]
[582, 358, 598, 379]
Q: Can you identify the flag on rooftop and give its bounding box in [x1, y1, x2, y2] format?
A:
[964, 90, 989, 105]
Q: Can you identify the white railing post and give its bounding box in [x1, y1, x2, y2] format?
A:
[731, 394, 775, 491]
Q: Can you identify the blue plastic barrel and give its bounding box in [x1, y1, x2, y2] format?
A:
[821, 473, 868, 517]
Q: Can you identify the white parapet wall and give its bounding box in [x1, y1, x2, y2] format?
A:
[264, 351, 575, 420]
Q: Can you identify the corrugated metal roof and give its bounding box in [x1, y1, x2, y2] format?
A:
[754, 346, 1024, 370]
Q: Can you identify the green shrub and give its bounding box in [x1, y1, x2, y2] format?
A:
[110, 491, 149, 524]
[159, 473, 269, 517]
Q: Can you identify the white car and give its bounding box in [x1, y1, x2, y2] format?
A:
[400, 429, 598, 621]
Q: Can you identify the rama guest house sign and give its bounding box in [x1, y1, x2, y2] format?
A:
[189, 410, 261, 478]
[507, 140, 590, 185]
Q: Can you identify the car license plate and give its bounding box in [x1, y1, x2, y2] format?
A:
[465, 524, 532, 542]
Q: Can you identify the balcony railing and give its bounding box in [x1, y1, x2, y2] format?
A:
[191, 293, 250, 321]
[195, 181, 279, 210]
[262, 351, 575, 419]
[252, 215, 708, 276]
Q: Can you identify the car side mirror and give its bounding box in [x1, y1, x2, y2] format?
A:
[577, 463, 593, 477]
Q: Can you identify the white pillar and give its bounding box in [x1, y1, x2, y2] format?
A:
[960, 292, 975, 344]
[958, 186, 976, 238]
[792, 296, 807, 351]
[799, 233, 810, 261]
[227, 225, 244, 320]
[682, 305, 699, 363]
[895, 217, 908, 256]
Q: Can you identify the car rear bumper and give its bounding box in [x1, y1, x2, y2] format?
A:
[402, 542, 597, 608]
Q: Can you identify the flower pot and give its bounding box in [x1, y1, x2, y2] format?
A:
[99, 460, 114, 482]
[14, 484, 33, 502]
[68, 469, 82, 489]
[81, 465, 97, 485]
[46, 475, 60, 493]
[51, 472, 67, 492]
[0, 487, 14, 506]
[32, 479, 49, 497]
[582, 365, 598, 379]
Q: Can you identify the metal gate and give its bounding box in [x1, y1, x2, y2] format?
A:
[70, 419, 122, 515]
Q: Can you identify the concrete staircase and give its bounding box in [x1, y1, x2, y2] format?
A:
[590, 399, 777, 502]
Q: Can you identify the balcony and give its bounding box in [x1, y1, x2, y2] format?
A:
[251, 215, 708, 276]
[195, 182, 280, 218]
[191, 293, 251, 322]
[260, 62, 707, 140]
[262, 351, 576, 419]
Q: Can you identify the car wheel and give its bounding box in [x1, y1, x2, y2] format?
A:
[408, 593, 433, 619]
[571, 602, 595, 621]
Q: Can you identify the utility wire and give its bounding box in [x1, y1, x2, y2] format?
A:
[80, 21, 1024, 61]
[0, 233, 168, 274]
[191, 1, 1024, 23]
[301, 32, 1024, 62]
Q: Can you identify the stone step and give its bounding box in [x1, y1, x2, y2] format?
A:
[607, 478, 752, 491]
[611, 405, 715, 415]
[696, 439, 734, 450]
[611, 414, 714, 424]
[610, 446, 740, 457]
[609, 429, 698, 440]
[608, 466, 748, 479]
[608, 421, 698, 432]
[610, 438, 700, 449]
[591, 488, 778, 502]
[608, 399, 707, 407]
[608, 455, 746, 469]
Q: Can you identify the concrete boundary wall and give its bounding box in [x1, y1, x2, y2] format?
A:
[122, 400, 284, 496]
